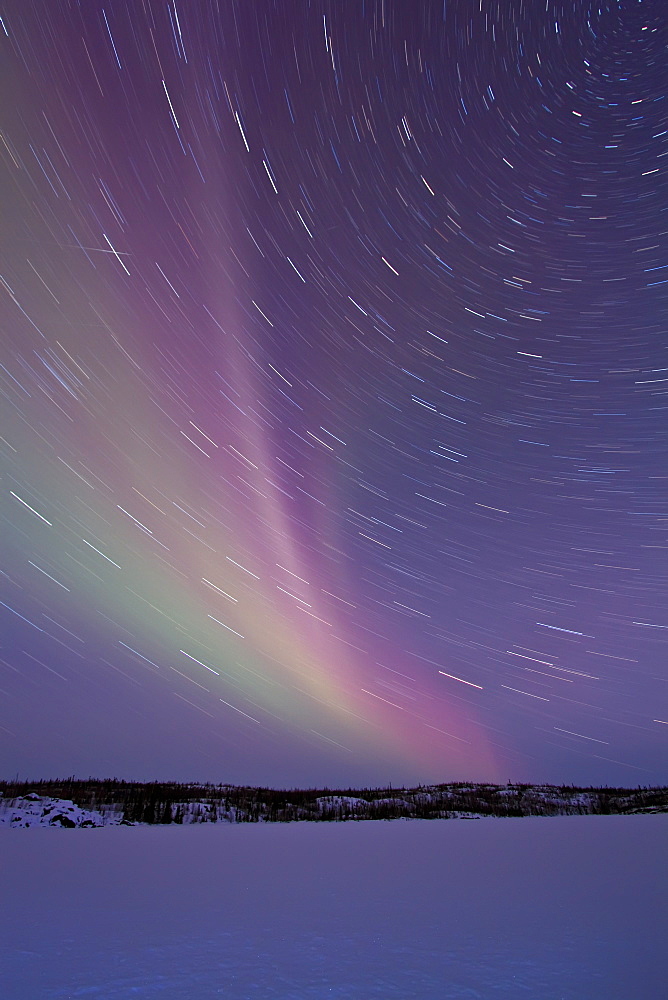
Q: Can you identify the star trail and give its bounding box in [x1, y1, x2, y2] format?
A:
[1, 0, 666, 787]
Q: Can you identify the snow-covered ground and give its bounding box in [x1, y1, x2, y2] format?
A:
[0, 793, 122, 827]
[1, 815, 665, 999]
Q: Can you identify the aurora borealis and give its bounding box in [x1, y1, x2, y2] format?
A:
[1, 0, 666, 787]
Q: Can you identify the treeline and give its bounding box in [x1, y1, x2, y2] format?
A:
[1, 778, 666, 823]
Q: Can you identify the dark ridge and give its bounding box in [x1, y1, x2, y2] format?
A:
[1, 778, 666, 824]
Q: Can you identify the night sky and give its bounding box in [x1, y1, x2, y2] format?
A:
[1, 0, 666, 788]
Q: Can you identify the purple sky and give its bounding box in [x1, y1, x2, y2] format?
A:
[1, 0, 666, 788]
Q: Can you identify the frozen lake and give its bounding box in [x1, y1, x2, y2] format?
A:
[2, 815, 666, 999]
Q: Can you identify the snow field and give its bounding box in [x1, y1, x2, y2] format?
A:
[1, 815, 666, 998]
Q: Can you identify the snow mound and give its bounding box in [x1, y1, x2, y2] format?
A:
[0, 794, 121, 828]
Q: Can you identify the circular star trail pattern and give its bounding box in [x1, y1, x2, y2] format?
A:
[1, 0, 666, 787]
